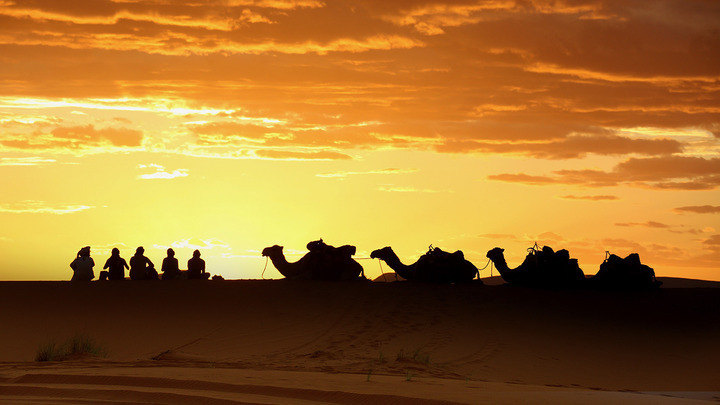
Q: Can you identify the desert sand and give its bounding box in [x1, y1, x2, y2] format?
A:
[0, 277, 718, 404]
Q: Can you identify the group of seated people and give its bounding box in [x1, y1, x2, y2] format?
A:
[70, 246, 210, 281]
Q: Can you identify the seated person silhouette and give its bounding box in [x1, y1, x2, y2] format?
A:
[70, 246, 95, 281]
[100, 248, 128, 280]
[129, 246, 155, 280]
[147, 262, 159, 280]
[187, 249, 210, 280]
[161, 248, 181, 280]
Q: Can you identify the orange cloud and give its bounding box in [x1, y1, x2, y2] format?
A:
[616, 221, 671, 229]
[0, 0, 323, 28]
[487, 173, 561, 185]
[188, 120, 426, 150]
[0, 33, 423, 56]
[561, 194, 618, 201]
[675, 205, 720, 214]
[0, 124, 143, 151]
[704, 235, 720, 247]
[380, 0, 612, 35]
[51, 125, 143, 147]
[435, 134, 683, 158]
[489, 156, 720, 190]
[0, 1, 717, 172]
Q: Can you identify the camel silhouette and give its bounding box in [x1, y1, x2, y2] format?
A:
[588, 252, 662, 289]
[370, 245, 480, 283]
[261, 239, 364, 281]
[486, 245, 584, 287]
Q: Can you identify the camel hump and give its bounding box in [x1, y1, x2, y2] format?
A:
[451, 250, 465, 260]
[624, 253, 641, 267]
[596, 251, 659, 288]
[337, 245, 356, 256]
[307, 239, 332, 252]
[428, 247, 451, 257]
[555, 249, 569, 262]
[605, 254, 622, 265]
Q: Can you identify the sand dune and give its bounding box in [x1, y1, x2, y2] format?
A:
[0, 278, 718, 403]
[1, 368, 713, 404]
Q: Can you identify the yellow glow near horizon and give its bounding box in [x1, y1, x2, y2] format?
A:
[0, 0, 718, 281]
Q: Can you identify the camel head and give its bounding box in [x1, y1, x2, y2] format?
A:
[262, 245, 284, 258]
[486, 247, 505, 261]
[370, 246, 393, 260]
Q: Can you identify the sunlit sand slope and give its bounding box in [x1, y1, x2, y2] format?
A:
[0, 368, 712, 404]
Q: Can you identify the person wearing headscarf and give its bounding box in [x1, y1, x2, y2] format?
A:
[70, 246, 95, 281]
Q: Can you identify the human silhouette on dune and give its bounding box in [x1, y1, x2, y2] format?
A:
[70, 246, 94, 281]
[161, 248, 181, 280]
[188, 249, 209, 280]
[129, 246, 156, 280]
[100, 248, 128, 280]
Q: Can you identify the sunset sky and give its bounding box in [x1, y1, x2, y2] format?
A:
[0, 0, 718, 281]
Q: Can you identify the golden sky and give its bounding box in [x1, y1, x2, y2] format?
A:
[0, 0, 718, 280]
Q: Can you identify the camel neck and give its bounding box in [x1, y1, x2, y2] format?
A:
[382, 250, 413, 279]
[490, 254, 510, 272]
[269, 253, 290, 270]
[268, 252, 300, 279]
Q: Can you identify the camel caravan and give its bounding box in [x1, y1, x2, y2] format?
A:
[263, 239, 661, 290]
